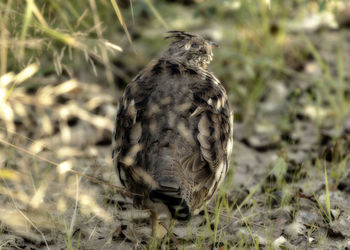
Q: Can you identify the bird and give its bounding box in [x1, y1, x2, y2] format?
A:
[112, 31, 233, 239]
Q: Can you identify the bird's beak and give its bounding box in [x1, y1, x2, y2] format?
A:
[209, 41, 219, 48]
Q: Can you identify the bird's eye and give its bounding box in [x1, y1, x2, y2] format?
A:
[191, 43, 199, 48]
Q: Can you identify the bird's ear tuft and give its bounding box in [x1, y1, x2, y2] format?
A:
[165, 31, 195, 41]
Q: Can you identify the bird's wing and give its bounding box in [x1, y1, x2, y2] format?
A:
[181, 70, 233, 210]
[190, 71, 233, 172]
[112, 59, 160, 190]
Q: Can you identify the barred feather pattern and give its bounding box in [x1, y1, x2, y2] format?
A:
[112, 32, 233, 220]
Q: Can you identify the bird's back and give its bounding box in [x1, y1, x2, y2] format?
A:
[112, 57, 233, 220]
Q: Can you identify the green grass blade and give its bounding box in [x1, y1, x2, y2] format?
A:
[143, 0, 170, 29]
[324, 167, 331, 223]
[20, 0, 34, 59]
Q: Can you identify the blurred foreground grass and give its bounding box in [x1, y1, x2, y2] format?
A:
[1, 0, 350, 249]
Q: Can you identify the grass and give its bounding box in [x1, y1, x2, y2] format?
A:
[304, 35, 350, 127]
[1, 0, 350, 249]
[323, 167, 332, 224]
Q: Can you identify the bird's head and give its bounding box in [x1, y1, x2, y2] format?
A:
[162, 31, 218, 69]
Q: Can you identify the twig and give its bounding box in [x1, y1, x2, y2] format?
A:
[297, 191, 317, 203]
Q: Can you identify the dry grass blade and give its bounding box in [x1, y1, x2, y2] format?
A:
[89, 0, 114, 88]
[31, 1, 48, 26]
[37, 23, 82, 48]
[110, 0, 134, 50]
[0, 169, 20, 181]
[5, 63, 39, 101]
[69, 175, 80, 237]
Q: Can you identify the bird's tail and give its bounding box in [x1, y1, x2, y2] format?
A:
[149, 147, 191, 220]
[149, 179, 190, 220]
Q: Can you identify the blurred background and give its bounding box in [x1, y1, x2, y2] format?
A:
[1, 0, 350, 249]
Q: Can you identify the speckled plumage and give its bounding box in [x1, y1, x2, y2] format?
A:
[112, 31, 233, 237]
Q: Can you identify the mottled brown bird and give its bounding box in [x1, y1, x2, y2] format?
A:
[112, 31, 233, 238]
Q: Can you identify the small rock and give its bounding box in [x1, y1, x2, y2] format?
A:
[272, 235, 287, 248]
[284, 220, 306, 240]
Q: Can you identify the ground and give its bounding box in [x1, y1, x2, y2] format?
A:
[0, 1, 350, 249]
